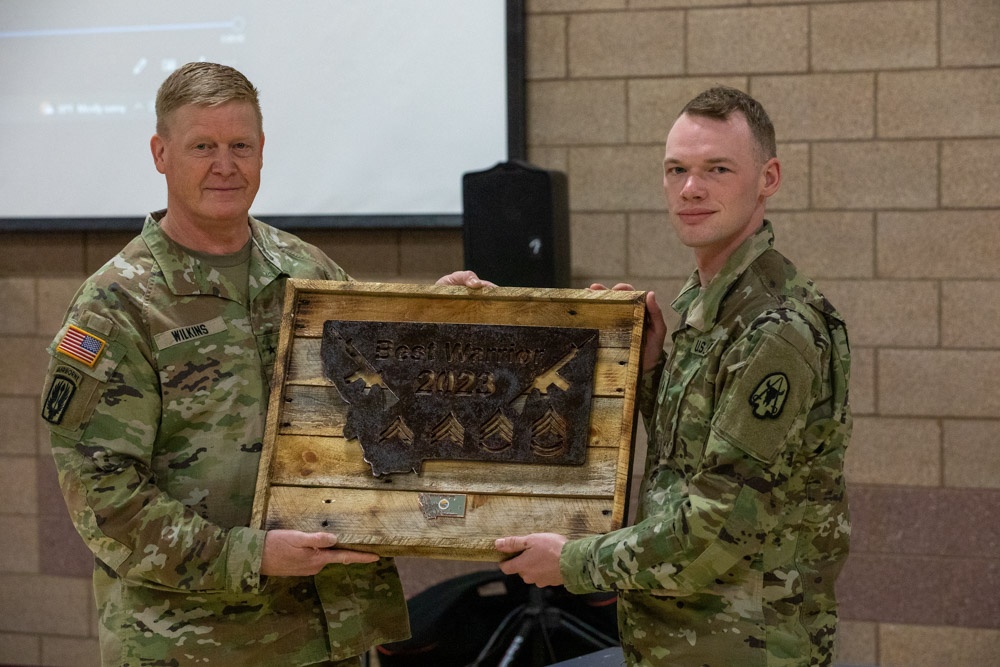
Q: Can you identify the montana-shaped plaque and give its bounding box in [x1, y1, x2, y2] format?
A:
[252, 281, 647, 560]
[321, 320, 599, 476]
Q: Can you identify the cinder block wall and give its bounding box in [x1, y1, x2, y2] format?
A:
[2, 1, 998, 665]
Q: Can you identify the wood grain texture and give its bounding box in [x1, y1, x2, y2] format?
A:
[285, 337, 634, 397]
[269, 433, 621, 495]
[253, 281, 647, 558]
[278, 384, 625, 445]
[263, 485, 617, 561]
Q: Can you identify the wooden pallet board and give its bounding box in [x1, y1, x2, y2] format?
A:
[251, 280, 646, 560]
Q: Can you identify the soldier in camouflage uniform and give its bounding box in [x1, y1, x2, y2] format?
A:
[40, 62, 413, 666]
[496, 87, 852, 666]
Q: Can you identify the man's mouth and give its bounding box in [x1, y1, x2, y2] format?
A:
[676, 208, 715, 223]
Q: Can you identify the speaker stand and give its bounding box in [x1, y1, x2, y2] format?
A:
[466, 586, 617, 667]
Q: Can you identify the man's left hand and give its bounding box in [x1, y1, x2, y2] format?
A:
[495, 533, 568, 587]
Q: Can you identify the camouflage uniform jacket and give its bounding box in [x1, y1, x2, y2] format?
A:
[41, 212, 409, 666]
[561, 222, 851, 666]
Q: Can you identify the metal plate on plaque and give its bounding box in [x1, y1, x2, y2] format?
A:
[322, 321, 599, 476]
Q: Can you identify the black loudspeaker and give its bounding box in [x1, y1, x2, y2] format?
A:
[462, 160, 570, 288]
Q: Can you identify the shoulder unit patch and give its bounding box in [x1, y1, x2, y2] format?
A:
[42, 365, 83, 425]
[749, 372, 789, 419]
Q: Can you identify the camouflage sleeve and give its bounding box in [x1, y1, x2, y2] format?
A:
[256, 219, 352, 282]
[637, 350, 667, 425]
[562, 313, 823, 597]
[42, 295, 266, 595]
[307, 246, 350, 282]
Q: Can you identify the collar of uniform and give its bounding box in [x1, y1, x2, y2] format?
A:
[142, 211, 285, 298]
[671, 220, 776, 332]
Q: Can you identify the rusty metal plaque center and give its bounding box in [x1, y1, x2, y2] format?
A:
[320, 320, 599, 476]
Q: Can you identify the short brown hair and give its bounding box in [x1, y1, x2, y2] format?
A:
[680, 86, 776, 163]
[155, 62, 262, 136]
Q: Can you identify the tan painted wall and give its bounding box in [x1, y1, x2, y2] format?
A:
[2, 1, 999, 664]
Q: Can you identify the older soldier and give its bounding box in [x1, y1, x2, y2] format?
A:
[496, 87, 852, 666]
[40, 62, 414, 666]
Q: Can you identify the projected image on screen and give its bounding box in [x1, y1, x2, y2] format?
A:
[0, 0, 512, 227]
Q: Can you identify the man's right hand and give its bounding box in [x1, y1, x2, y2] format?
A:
[436, 270, 497, 288]
[260, 529, 379, 576]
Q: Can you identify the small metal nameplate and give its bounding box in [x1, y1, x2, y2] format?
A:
[320, 320, 599, 476]
[419, 493, 467, 519]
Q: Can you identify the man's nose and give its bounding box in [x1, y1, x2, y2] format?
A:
[212, 150, 237, 174]
[680, 174, 705, 199]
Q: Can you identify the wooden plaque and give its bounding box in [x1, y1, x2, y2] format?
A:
[251, 280, 647, 561]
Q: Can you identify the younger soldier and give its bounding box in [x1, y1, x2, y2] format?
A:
[495, 86, 852, 666]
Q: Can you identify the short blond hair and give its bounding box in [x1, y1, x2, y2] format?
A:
[680, 86, 776, 164]
[155, 62, 262, 136]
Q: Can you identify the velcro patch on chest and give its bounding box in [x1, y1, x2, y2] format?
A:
[154, 316, 228, 350]
[692, 336, 718, 357]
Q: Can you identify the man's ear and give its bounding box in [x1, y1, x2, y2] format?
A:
[761, 157, 781, 198]
[150, 134, 167, 175]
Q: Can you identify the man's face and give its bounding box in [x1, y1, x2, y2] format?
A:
[151, 101, 264, 233]
[662, 111, 779, 276]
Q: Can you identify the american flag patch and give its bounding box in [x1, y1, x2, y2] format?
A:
[56, 325, 107, 367]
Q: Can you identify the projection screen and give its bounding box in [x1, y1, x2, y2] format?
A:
[0, 0, 523, 230]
